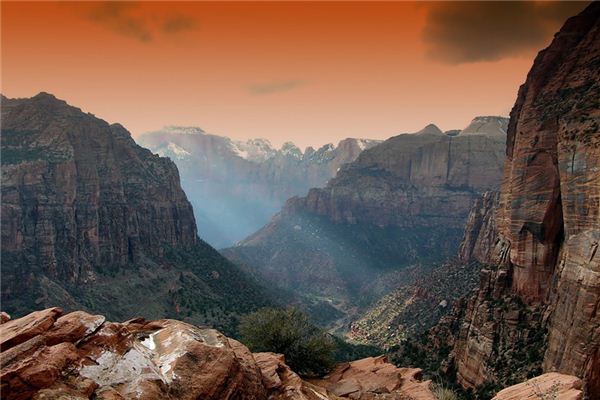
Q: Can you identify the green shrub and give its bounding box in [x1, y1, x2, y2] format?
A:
[239, 307, 335, 376]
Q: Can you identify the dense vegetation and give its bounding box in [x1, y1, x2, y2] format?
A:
[240, 307, 336, 376]
[1, 241, 273, 337]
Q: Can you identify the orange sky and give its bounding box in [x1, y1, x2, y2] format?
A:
[0, 1, 587, 148]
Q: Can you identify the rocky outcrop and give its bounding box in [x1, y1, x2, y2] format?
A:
[310, 356, 434, 400]
[0, 308, 435, 400]
[138, 127, 380, 247]
[1, 94, 269, 333]
[224, 118, 507, 326]
[457, 191, 500, 264]
[445, 3, 600, 396]
[492, 373, 583, 400]
[254, 352, 337, 400]
[312, 356, 435, 400]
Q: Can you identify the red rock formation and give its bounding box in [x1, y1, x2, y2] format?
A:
[492, 373, 583, 400]
[310, 355, 435, 400]
[254, 352, 335, 400]
[450, 3, 600, 395]
[0, 308, 435, 400]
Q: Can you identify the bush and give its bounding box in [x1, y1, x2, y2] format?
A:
[433, 385, 459, 400]
[239, 307, 335, 376]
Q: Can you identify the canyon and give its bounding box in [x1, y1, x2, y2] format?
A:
[0, 2, 598, 399]
[138, 126, 380, 248]
[224, 117, 508, 326]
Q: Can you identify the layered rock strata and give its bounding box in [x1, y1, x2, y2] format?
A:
[446, 3, 600, 396]
[1, 93, 197, 285]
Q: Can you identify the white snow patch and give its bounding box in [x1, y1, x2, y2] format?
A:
[229, 138, 276, 162]
[166, 142, 190, 160]
[357, 139, 369, 150]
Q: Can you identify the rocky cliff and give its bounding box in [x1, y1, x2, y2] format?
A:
[457, 191, 500, 264]
[438, 3, 599, 396]
[1, 93, 269, 334]
[224, 118, 507, 326]
[285, 119, 506, 229]
[138, 127, 380, 247]
[0, 308, 436, 400]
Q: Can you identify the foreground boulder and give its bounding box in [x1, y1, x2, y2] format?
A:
[310, 356, 435, 400]
[0, 308, 435, 400]
[492, 373, 583, 400]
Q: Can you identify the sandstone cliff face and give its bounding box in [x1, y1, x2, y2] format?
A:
[286, 122, 506, 229]
[0, 308, 436, 400]
[448, 3, 600, 395]
[224, 119, 507, 327]
[1, 93, 197, 284]
[138, 127, 379, 248]
[1, 94, 269, 333]
[457, 191, 500, 264]
[491, 373, 583, 400]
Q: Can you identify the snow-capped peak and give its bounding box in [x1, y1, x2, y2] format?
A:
[166, 142, 191, 159]
[355, 139, 379, 150]
[229, 138, 277, 162]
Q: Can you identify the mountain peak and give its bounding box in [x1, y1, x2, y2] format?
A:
[28, 92, 71, 109]
[230, 137, 276, 162]
[460, 116, 508, 137]
[280, 141, 302, 158]
[415, 123, 443, 135]
[32, 91, 58, 100]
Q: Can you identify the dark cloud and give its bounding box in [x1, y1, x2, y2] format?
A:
[423, 1, 589, 64]
[86, 3, 197, 42]
[248, 80, 306, 95]
[88, 3, 151, 42]
[162, 16, 197, 34]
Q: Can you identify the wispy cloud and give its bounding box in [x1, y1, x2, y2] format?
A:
[423, 1, 589, 64]
[248, 80, 306, 95]
[86, 3, 197, 42]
